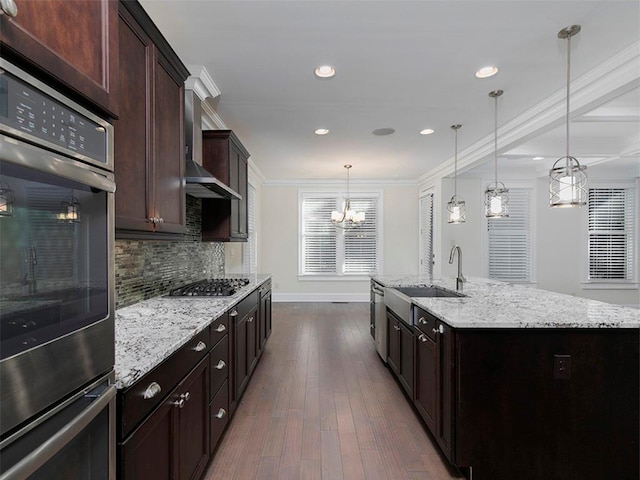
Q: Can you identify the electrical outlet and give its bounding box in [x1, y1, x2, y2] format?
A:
[554, 354, 571, 380]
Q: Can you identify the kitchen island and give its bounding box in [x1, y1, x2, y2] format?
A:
[372, 275, 639, 480]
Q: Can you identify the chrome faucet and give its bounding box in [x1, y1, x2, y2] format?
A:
[448, 245, 465, 292]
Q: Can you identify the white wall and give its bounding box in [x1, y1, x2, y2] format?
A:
[260, 183, 419, 301]
[424, 175, 640, 306]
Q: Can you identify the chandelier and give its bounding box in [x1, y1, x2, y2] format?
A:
[549, 25, 587, 208]
[331, 165, 365, 229]
[484, 89, 509, 218]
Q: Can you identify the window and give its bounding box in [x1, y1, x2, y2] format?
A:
[419, 192, 434, 279]
[243, 183, 257, 274]
[588, 187, 635, 282]
[299, 192, 380, 276]
[487, 188, 532, 282]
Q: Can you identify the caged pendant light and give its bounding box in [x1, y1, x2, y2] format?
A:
[485, 89, 509, 218]
[549, 25, 587, 208]
[447, 125, 465, 224]
[331, 165, 365, 229]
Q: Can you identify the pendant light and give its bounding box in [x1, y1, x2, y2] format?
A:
[331, 165, 365, 229]
[485, 89, 509, 218]
[58, 194, 81, 223]
[549, 25, 587, 208]
[447, 124, 465, 224]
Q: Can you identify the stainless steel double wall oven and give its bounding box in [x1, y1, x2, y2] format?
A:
[0, 59, 116, 479]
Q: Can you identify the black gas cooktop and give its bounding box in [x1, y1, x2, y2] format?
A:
[169, 278, 251, 297]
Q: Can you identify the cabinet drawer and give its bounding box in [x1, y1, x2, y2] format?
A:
[259, 280, 271, 296]
[209, 338, 229, 401]
[210, 312, 229, 347]
[230, 289, 259, 323]
[414, 307, 438, 341]
[119, 327, 210, 438]
[209, 380, 229, 454]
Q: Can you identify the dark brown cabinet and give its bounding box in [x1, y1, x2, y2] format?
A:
[258, 281, 272, 353]
[387, 310, 413, 398]
[414, 307, 454, 463]
[201, 130, 249, 242]
[0, 0, 119, 118]
[120, 356, 210, 480]
[114, 1, 188, 238]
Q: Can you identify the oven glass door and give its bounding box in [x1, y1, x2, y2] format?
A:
[0, 159, 108, 360]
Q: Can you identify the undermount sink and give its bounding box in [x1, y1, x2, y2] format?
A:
[393, 286, 465, 298]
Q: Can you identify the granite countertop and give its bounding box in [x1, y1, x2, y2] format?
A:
[372, 275, 640, 329]
[114, 274, 271, 390]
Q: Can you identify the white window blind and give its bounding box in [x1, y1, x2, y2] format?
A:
[487, 188, 531, 282]
[300, 193, 380, 276]
[588, 188, 635, 281]
[420, 193, 434, 279]
[243, 183, 257, 274]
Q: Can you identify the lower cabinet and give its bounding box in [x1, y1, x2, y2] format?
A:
[258, 281, 272, 353]
[120, 356, 210, 480]
[387, 310, 414, 398]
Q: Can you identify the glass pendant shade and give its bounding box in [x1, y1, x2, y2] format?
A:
[485, 89, 509, 218]
[331, 165, 365, 229]
[549, 156, 587, 207]
[549, 25, 586, 208]
[447, 124, 465, 224]
[58, 196, 81, 223]
[485, 183, 509, 217]
[0, 182, 15, 217]
[447, 196, 466, 224]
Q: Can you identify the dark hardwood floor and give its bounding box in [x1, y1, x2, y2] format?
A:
[203, 302, 464, 480]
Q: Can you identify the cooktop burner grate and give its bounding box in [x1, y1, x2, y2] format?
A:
[169, 278, 251, 297]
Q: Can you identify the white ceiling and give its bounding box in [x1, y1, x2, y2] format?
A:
[139, 0, 640, 182]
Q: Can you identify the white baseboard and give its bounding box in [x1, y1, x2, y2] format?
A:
[273, 292, 369, 303]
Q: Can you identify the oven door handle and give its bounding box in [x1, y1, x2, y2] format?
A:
[0, 385, 116, 480]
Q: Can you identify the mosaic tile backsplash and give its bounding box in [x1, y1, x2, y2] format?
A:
[115, 196, 224, 308]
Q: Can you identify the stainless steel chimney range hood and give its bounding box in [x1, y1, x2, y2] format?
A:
[184, 89, 241, 200]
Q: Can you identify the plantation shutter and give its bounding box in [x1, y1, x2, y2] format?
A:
[301, 196, 338, 274]
[244, 183, 257, 274]
[588, 188, 635, 280]
[487, 188, 531, 282]
[343, 197, 378, 274]
[420, 193, 434, 279]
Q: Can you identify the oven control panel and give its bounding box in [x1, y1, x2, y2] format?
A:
[0, 66, 108, 166]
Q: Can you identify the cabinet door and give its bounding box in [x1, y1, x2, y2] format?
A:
[237, 155, 248, 237]
[234, 316, 248, 399]
[247, 308, 258, 375]
[177, 357, 210, 480]
[387, 314, 400, 375]
[0, 0, 119, 117]
[265, 293, 272, 340]
[415, 332, 437, 434]
[229, 143, 241, 238]
[120, 393, 175, 480]
[153, 51, 185, 234]
[399, 321, 414, 397]
[114, 8, 153, 232]
[436, 322, 454, 462]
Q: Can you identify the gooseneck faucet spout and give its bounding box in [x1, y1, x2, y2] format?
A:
[448, 245, 465, 292]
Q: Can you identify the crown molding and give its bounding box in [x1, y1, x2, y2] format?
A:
[248, 158, 267, 186]
[263, 178, 419, 187]
[419, 41, 640, 187]
[201, 101, 228, 130]
[185, 64, 221, 101]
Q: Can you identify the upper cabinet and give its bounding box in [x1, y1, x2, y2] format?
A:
[114, 1, 189, 238]
[201, 130, 249, 242]
[0, 0, 120, 118]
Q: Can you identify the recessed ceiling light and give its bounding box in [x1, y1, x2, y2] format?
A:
[314, 128, 330, 135]
[475, 66, 499, 79]
[533, 156, 545, 161]
[420, 128, 435, 135]
[314, 65, 336, 78]
[372, 128, 395, 136]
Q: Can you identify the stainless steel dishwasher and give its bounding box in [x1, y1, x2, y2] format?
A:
[370, 280, 387, 362]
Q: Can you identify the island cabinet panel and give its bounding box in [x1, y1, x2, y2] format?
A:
[454, 329, 639, 480]
[386, 310, 413, 398]
[414, 330, 437, 433]
[114, 1, 188, 238]
[0, 0, 119, 117]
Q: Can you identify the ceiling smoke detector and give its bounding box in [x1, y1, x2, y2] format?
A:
[372, 128, 395, 136]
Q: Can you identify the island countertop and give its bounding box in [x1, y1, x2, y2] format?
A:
[114, 274, 271, 390]
[371, 275, 640, 329]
